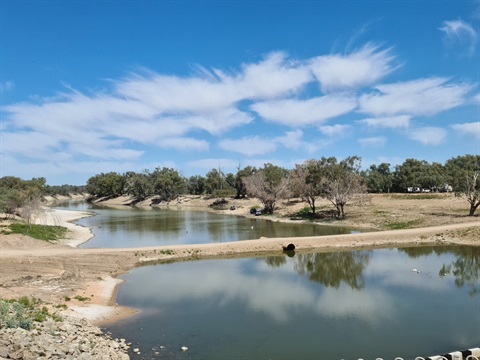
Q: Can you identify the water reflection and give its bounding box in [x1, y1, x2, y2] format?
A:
[107, 246, 480, 359]
[400, 246, 480, 296]
[55, 200, 352, 248]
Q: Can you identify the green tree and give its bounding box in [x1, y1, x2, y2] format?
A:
[392, 159, 445, 192]
[234, 165, 256, 199]
[150, 167, 185, 202]
[186, 175, 206, 195]
[363, 163, 393, 193]
[291, 160, 325, 216]
[85, 172, 125, 198]
[0, 176, 46, 222]
[124, 170, 152, 200]
[205, 168, 226, 195]
[445, 154, 480, 216]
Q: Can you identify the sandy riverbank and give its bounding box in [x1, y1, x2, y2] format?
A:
[1, 194, 479, 325]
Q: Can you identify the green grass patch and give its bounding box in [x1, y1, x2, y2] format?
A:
[389, 194, 439, 200]
[160, 249, 175, 255]
[385, 220, 422, 230]
[290, 207, 313, 220]
[7, 223, 68, 242]
[73, 295, 91, 302]
[0, 297, 62, 330]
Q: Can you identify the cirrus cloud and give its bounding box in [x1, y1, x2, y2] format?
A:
[439, 19, 478, 57]
[408, 127, 447, 146]
[359, 77, 474, 116]
[451, 122, 480, 139]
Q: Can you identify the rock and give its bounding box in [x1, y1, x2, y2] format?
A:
[0, 314, 130, 360]
[181, 346, 189, 351]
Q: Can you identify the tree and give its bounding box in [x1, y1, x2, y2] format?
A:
[321, 156, 366, 219]
[445, 155, 480, 216]
[85, 172, 125, 198]
[234, 165, 257, 199]
[243, 163, 290, 214]
[124, 170, 152, 200]
[205, 168, 227, 196]
[363, 163, 393, 193]
[150, 167, 185, 202]
[291, 160, 324, 216]
[186, 175, 206, 195]
[392, 158, 445, 192]
[0, 176, 46, 222]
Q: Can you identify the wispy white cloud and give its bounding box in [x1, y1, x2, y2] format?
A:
[218, 136, 277, 157]
[318, 124, 353, 137]
[408, 127, 447, 146]
[359, 77, 473, 116]
[274, 129, 319, 153]
[251, 95, 356, 127]
[451, 122, 480, 139]
[309, 43, 398, 93]
[1, 44, 476, 183]
[439, 19, 478, 57]
[357, 115, 411, 129]
[218, 130, 319, 157]
[358, 136, 387, 147]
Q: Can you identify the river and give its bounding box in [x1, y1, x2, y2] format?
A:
[57, 201, 480, 359]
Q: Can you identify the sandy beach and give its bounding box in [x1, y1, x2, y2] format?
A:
[0, 194, 479, 325]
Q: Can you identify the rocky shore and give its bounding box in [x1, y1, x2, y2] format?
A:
[0, 315, 130, 360]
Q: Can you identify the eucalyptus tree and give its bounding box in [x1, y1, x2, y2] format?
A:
[205, 168, 226, 195]
[85, 172, 125, 198]
[0, 176, 46, 223]
[186, 175, 206, 195]
[243, 163, 290, 214]
[363, 163, 393, 193]
[234, 165, 257, 199]
[124, 170, 152, 200]
[321, 156, 366, 219]
[291, 160, 325, 216]
[150, 167, 185, 202]
[392, 158, 446, 192]
[445, 154, 480, 216]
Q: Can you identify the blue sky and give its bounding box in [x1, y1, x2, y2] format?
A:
[1, 0, 479, 185]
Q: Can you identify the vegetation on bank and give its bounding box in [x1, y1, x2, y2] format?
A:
[1, 154, 479, 221]
[82, 154, 480, 217]
[0, 297, 62, 330]
[1, 223, 68, 242]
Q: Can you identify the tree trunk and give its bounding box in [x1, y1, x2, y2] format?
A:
[468, 201, 479, 216]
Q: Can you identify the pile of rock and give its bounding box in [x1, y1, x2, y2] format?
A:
[0, 315, 130, 359]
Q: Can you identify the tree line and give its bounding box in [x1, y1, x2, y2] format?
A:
[1, 154, 478, 220]
[83, 154, 479, 217]
[0, 177, 85, 222]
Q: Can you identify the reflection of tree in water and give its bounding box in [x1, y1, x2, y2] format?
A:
[293, 251, 371, 289]
[399, 246, 480, 296]
[263, 256, 287, 267]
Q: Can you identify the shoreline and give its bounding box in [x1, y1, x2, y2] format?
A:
[1, 195, 479, 326]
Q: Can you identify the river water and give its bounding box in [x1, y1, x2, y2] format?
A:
[55, 201, 351, 248]
[56, 201, 480, 359]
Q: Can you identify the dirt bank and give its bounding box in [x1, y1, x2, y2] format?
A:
[0, 193, 478, 324]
